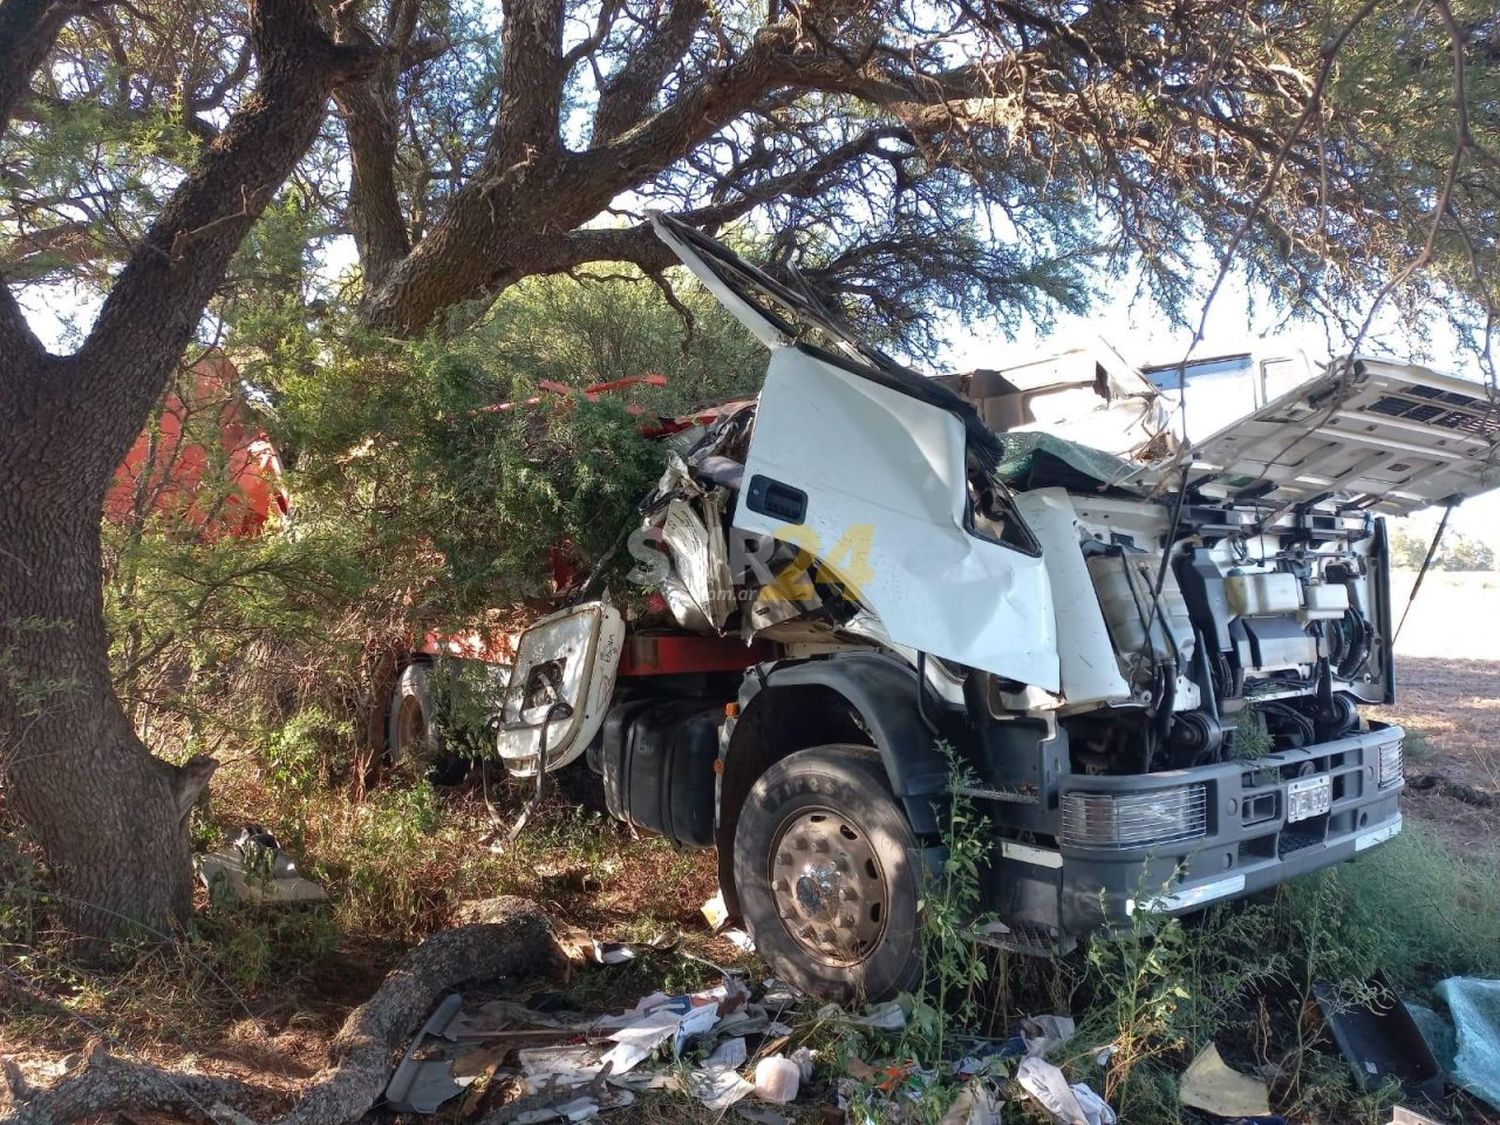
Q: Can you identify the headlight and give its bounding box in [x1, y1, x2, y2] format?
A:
[1061, 785, 1208, 849]
[1378, 739, 1404, 788]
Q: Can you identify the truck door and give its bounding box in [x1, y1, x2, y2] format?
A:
[734, 346, 1059, 689]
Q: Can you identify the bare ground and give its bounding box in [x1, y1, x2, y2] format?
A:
[1371, 569, 1500, 858]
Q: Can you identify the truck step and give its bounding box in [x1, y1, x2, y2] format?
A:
[967, 919, 1066, 957]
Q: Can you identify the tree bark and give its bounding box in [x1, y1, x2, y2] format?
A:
[0, 425, 197, 944]
[0, 0, 378, 947]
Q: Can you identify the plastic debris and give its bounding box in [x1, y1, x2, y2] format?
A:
[790, 1045, 816, 1082]
[1071, 1082, 1117, 1125]
[940, 1082, 1004, 1125]
[1313, 972, 1443, 1098]
[1179, 1042, 1272, 1119]
[819, 997, 907, 1030]
[196, 826, 327, 905]
[1436, 976, 1500, 1110]
[1021, 1014, 1077, 1058]
[753, 1055, 801, 1103]
[1016, 1056, 1116, 1125]
[600, 1014, 687, 1074]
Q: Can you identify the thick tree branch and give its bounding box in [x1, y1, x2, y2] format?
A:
[0, 0, 76, 141]
[69, 0, 378, 478]
[0, 900, 564, 1125]
[494, 0, 568, 164]
[591, 0, 708, 145]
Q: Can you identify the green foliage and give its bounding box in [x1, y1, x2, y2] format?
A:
[1226, 706, 1275, 760]
[477, 269, 766, 412]
[1390, 522, 1497, 571]
[904, 743, 995, 1068]
[1067, 823, 1500, 1119]
[1288, 826, 1500, 990]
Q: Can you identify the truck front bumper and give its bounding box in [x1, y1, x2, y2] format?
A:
[1055, 723, 1405, 933]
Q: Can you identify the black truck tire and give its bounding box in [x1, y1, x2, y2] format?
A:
[733, 745, 923, 1002]
[386, 663, 468, 786]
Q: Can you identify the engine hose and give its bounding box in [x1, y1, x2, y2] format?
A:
[1335, 607, 1371, 680]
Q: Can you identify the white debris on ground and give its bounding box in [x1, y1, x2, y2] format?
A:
[380, 934, 1118, 1124]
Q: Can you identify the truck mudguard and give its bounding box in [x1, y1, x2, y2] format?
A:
[735, 651, 952, 833]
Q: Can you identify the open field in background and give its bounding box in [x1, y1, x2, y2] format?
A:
[1389, 569, 1500, 661]
[1380, 570, 1500, 860]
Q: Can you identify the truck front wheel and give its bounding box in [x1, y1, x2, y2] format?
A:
[733, 746, 922, 1002]
[386, 663, 469, 786]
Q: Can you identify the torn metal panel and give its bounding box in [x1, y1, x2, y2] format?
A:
[733, 346, 1059, 688]
[385, 994, 475, 1114]
[1011, 490, 1131, 709]
[659, 494, 734, 631]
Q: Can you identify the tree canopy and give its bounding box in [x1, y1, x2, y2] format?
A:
[5, 0, 1500, 361]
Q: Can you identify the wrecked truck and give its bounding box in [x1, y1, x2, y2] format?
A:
[488, 215, 1498, 1001]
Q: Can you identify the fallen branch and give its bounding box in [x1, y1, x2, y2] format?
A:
[277, 897, 562, 1124]
[1409, 772, 1498, 809]
[1, 1042, 261, 1125]
[1, 897, 563, 1125]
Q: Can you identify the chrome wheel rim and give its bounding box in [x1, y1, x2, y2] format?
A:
[769, 807, 889, 966]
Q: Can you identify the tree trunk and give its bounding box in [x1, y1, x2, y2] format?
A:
[0, 400, 195, 943]
[0, 0, 375, 949]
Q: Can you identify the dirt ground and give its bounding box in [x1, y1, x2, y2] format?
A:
[1372, 571, 1500, 859]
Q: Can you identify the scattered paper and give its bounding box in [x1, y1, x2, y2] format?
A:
[702, 890, 729, 930]
[686, 1065, 755, 1110]
[517, 1045, 607, 1092]
[723, 928, 756, 953]
[707, 1037, 748, 1069]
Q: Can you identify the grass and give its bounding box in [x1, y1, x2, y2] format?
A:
[5, 729, 1500, 1125]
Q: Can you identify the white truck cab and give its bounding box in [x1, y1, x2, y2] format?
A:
[493, 217, 1498, 1000]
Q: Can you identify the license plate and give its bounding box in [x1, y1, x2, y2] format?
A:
[1287, 775, 1332, 822]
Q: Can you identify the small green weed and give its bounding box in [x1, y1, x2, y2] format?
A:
[903, 743, 995, 1068]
